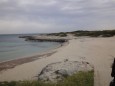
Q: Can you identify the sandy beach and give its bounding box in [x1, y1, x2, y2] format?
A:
[0, 36, 114, 86]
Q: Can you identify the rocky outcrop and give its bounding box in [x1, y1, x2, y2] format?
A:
[38, 60, 93, 82]
[19, 35, 68, 43]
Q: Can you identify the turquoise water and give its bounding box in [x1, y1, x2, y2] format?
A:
[0, 34, 60, 62]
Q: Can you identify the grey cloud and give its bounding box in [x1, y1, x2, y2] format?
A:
[0, 0, 115, 34]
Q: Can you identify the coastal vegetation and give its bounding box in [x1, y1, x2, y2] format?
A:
[19, 30, 115, 43]
[71, 30, 115, 37]
[48, 30, 115, 37]
[0, 71, 94, 86]
[48, 32, 67, 37]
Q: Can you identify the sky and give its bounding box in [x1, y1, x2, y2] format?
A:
[0, 0, 115, 34]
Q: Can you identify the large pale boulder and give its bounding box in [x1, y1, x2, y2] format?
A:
[38, 60, 93, 82]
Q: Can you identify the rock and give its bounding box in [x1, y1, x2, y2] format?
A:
[38, 60, 93, 82]
[55, 69, 68, 78]
[64, 59, 69, 62]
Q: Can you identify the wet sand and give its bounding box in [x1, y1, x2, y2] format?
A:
[0, 51, 56, 72]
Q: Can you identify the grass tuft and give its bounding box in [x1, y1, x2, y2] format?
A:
[0, 71, 94, 86]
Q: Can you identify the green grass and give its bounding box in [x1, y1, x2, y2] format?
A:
[0, 71, 94, 86]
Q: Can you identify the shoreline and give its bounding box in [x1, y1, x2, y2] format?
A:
[0, 40, 68, 72]
[0, 51, 56, 72]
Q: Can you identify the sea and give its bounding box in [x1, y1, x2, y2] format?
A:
[0, 34, 61, 62]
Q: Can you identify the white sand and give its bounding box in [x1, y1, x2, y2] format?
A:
[0, 37, 115, 86]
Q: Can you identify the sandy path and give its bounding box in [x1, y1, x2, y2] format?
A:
[0, 37, 114, 86]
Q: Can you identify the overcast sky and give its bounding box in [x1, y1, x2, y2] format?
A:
[0, 0, 115, 34]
